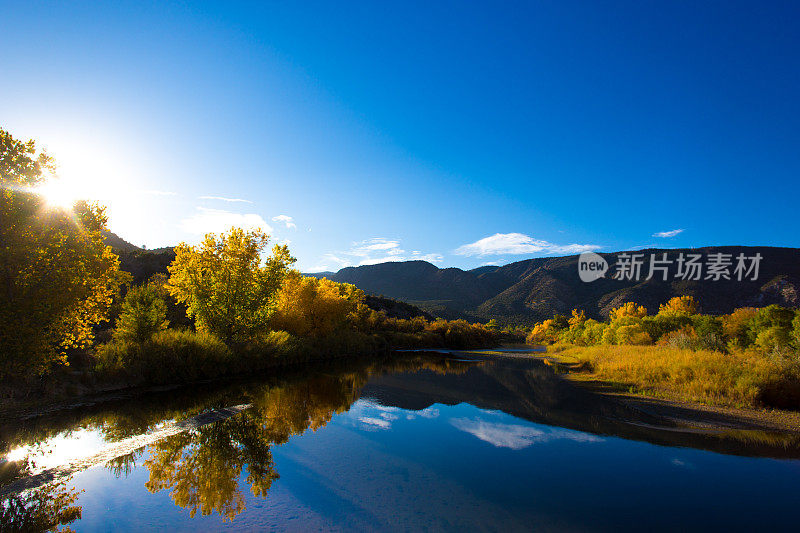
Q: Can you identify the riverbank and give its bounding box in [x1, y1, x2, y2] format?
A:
[524, 345, 800, 433]
[0, 327, 506, 416]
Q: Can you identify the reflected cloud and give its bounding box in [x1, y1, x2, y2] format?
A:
[359, 417, 392, 430]
[407, 407, 440, 420]
[450, 418, 603, 450]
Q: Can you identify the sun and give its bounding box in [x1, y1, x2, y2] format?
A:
[37, 177, 81, 209]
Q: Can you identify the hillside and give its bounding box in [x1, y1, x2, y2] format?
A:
[310, 246, 800, 324]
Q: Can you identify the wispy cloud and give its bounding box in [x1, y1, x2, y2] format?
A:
[271, 214, 297, 229]
[455, 233, 601, 257]
[180, 207, 272, 235]
[199, 195, 253, 204]
[652, 228, 684, 238]
[311, 238, 443, 271]
[450, 417, 602, 450]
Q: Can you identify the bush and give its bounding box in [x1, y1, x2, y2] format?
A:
[615, 324, 652, 346]
[96, 330, 233, 384]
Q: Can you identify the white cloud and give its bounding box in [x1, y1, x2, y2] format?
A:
[199, 195, 253, 204]
[271, 214, 297, 229]
[450, 418, 603, 450]
[652, 229, 684, 238]
[310, 238, 443, 271]
[455, 233, 601, 257]
[180, 207, 272, 235]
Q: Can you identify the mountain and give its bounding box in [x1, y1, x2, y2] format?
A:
[101, 230, 140, 252]
[309, 246, 800, 324]
[103, 231, 176, 284]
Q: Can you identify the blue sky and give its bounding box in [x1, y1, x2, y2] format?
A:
[2, 1, 799, 271]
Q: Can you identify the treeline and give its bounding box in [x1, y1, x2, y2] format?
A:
[527, 296, 800, 355]
[527, 296, 800, 409]
[95, 227, 499, 385]
[0, 128, 499, 392]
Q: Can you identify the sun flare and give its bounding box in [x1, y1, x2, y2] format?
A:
[37, 178, 81, 209]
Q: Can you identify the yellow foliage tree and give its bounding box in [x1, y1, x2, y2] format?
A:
[167, 227, 295, 343]
[568, 309, 586, 328]
[658, 295, 698, 317]
[0, 129, 124, 378]
[270, 272, 365, 337]
[609, 302, 648, 322]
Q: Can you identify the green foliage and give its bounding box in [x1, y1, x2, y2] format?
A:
[114, 281, 169, 344]
[614, 324, 652, 345]
[96, 329, 234, 384]
[527, 297, 799, 359]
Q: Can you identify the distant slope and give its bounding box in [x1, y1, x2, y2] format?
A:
[310, 246, 800, 324]
[103, 231, 176, 284]
[102, 230, 140, 252]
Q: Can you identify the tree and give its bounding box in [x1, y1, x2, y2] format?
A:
[609, 302, 647, 322]
[270, 272, 364, 337]
[568, 309, 586, 329]
[658, 296, 698, 317]
[167, 227, 295, 343]
[0, 129, 124, 379]
[113, 281, 169, 344]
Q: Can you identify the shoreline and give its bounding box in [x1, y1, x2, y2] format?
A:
[514, 350, 800, 434]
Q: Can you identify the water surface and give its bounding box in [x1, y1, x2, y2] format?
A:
[2, 352, 799, 531]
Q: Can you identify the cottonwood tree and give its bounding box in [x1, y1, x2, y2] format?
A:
[167, 227, 295, 343]
[0, 129, 124, 379]
[270, 272, 365, 337]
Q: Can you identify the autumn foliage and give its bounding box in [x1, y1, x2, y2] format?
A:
[1, 129, 125, 379]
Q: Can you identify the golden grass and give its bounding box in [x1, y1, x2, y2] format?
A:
[554, 345, 800, 409]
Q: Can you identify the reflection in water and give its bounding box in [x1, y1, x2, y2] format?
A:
[2, 353, 800, 529]
[136, 357, 476, 521]
[0, 480, 82, 532]
[450, 416, 603, 449]
[144, 414, 278, 521]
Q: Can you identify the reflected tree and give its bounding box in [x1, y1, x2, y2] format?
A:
[141, 371, 365, 521]
[0, 480, 82, 532]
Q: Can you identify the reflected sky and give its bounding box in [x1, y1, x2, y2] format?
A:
[3, 354, 800, 531]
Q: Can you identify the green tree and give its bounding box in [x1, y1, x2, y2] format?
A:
[167, 227, 295, 344]
[0, 129, 125, 379]
[113, 281, 169, 344]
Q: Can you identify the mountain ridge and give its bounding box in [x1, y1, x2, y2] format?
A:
[308, 246, 800, 324]
[102, 232, 800, 324]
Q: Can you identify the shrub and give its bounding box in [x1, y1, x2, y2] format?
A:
[96, 330, 233, 384]
[615, 324, 652, 345]
[755, 326, 792, 356]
